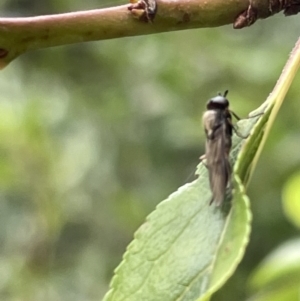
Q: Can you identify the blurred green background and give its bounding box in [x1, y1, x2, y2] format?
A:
[0, 1, 299, 301]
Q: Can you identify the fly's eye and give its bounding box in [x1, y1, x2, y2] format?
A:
[206, 95, 229, 110]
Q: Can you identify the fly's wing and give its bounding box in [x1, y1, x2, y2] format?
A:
[205, 121, 231, 206]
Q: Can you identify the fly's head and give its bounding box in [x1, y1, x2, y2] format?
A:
[206, 90, 229, 111]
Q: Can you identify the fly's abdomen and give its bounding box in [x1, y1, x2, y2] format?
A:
[208, 158, 231, 206]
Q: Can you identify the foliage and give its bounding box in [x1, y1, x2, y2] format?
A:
[247, 238, 300, 301]
[0, 1, 299, 301]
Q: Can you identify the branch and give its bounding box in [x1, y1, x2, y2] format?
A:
[0, 0, 298, 68]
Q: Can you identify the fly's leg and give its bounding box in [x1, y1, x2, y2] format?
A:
[233, 125, 249, 139]
[229, 111, 263, 139]
[230, 110, 241, 121]
[230, 110, 263, 122]
[226, 118, 249, 139]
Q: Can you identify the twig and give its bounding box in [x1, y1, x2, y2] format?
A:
[0, 0, 298, 68]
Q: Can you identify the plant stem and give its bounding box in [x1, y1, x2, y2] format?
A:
[0, 0, 262, 68]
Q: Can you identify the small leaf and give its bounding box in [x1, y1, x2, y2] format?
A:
[103, 113, 262, 301]
[282, 172, 300, 228]
[246, 286, 300, 301]
[200, 174, 252, 300]
[247, 239, 300, 301]
[103, 178, 250, 301]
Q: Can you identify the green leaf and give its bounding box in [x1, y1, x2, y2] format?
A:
[103, 175, 250, 301]
[103, 114, 262, 301]
[247, 239, 300, 301]
[282, 172, 300, 228]
[246, 286, 300, 301]
[103, 38, 300, 301]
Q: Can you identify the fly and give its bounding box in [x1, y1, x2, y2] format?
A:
[201, 90, 244, 206]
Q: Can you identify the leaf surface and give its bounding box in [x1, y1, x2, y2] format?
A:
[103, 113, 262, 301]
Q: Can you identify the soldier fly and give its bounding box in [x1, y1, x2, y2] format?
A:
[201, 90, 244, 206]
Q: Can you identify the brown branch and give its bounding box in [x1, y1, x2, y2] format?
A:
[0, 0, 298, 69]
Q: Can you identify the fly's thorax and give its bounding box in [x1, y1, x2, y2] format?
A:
[202, 110, 219, 139]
